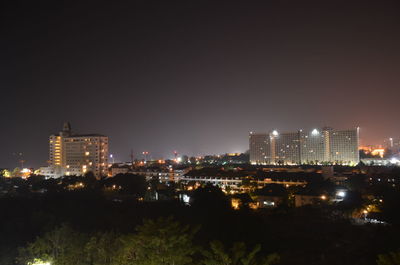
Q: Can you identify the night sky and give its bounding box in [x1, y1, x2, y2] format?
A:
[2, 0, 400, 168]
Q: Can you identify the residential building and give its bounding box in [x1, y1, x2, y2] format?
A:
[49, 122, 109, 177]
[249, 132, 270, 165]
[299, 128, 326, 164]
[329, 128, 359, 165]
[271, 130, 301, 165]
[249, 126, 359, 166]
[385, 137, 400, 155]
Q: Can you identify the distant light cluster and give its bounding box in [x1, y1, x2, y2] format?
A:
[249, 127, 359, 166]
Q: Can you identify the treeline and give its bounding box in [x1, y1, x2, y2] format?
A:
[0, 173, 148, 198]
[18, 217, 279, 265]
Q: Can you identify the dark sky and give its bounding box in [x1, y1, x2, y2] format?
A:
[2, 0, 400, 168]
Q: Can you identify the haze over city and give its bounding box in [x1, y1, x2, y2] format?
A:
[2, 0, 400, 168]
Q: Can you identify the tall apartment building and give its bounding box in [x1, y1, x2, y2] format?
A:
[249, 127, 359, 166]
[329, 128, 359, 164]
[49, 122, 109, 177]
[385, 137, 400, 155]
[271, 131, 301, 165]
[299, 128, 327, 164]
[249, 132, 270, 165]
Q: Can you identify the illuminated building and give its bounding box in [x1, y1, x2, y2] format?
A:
[49, 122, 108, 177]
[329, 128, 359, 165]
[249, 127, 359, 166]
[249, 132, 270, 165]
[299, 128, 327, 164]
[270, 131, 301, 165]
[370, 148, 385, 158]
[109, 164, 130, 177]
[180, 174, 242, 190]
[385, 137, 400, 155]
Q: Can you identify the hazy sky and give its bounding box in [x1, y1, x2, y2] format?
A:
[2, 0, 400, 168]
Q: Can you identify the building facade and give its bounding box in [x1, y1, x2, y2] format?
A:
[249, 132, 270, 164]
[249, 127, 359, 166]
[299, 128, 327, 164]
[329, 129, 359, 165]
[385, 137, 400, 155]
[49, 122, 109, 177]
[271, 131, 301, 165]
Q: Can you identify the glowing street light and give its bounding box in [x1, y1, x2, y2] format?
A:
[336, 190, 346, 198]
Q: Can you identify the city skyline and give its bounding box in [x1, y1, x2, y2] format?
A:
[5, 121, 393, 169]
[3, 2, 400, 265]
[3, 1, 400, 168]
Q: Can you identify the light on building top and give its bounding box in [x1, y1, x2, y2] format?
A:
[311, 129, 319, 135]
[272, 130, 279, 137]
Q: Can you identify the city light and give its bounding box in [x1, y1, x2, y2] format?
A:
[21, 168, 31, 173]
[336, 191, 346, 198]
[371, 148, 385, 158]
[20, 168, 32, 178]
[250, 126, 359, 166]
[27, 258, 51, 265]
[390, 158, 400, 164]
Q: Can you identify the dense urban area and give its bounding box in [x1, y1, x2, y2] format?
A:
[4, 0, 400, 264]
[1, 123, 400, 265]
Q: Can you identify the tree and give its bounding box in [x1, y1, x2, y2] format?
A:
[117, 217, 197, 265]
[377, 250, 400, 265]
[189, 157, 197, 164]
[85, 231, 122, 265]
[202, 241, 279, 265]
[18, 224, 88, 265]
[27, 175, 46, 191]
[12, 167, 21, 178]
[104, 173, 147, 197]
[191, 184, 231, 211]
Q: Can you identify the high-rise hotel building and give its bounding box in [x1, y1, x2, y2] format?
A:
[249, 132, 270, 164]
[250, 127, 359, 166]
[49, 122, 109, 177]
[329, 129, 359, 164]
[271, 130, 301, 165]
